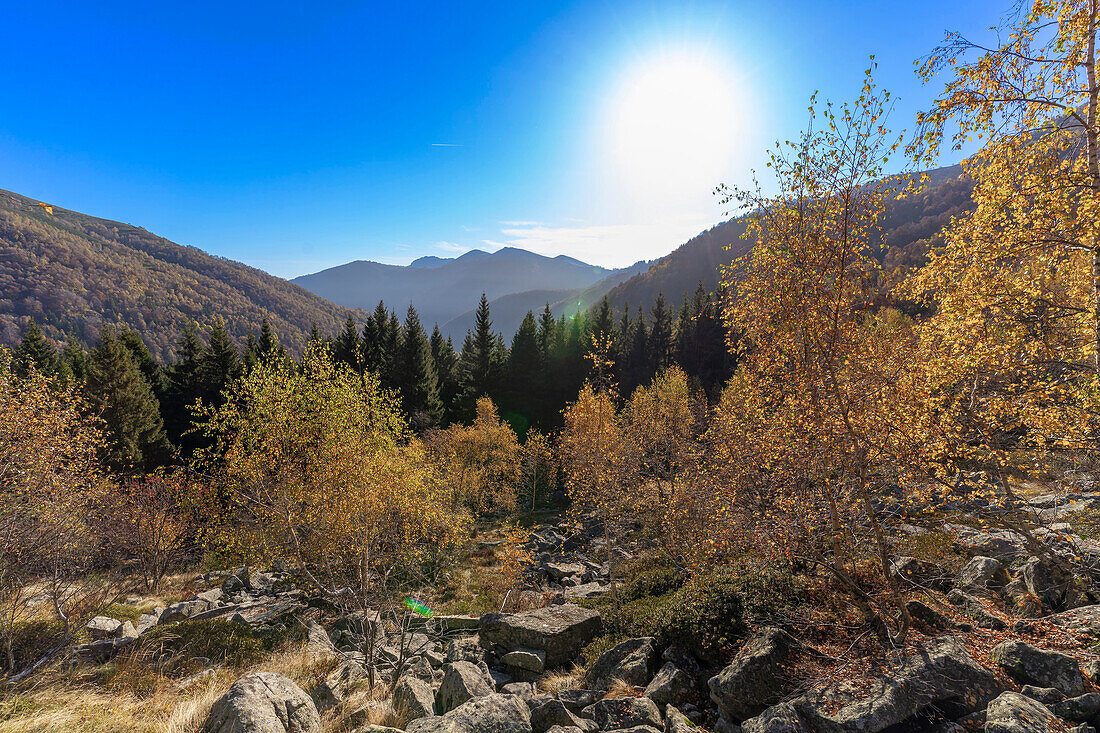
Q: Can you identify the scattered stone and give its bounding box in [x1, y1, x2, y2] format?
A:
[425, 616, 481, 634]
[480, 604, 601, 668]
[663, 707, 697, 733]
[955, 530, 1028, 564]
[1049, 606, 1100, 636]
[311, 659, 364, 713]
[946, 589, 1007, 629]
[545, 563, 586, 582]
[708, 627, 808, 721]
[582, 697, 662, 730]
[557, 690, 600, 714]
[586, 637, 657, 690]
[502, 648, 547, 674]
[200, 671, 319, 733]
[394, 675, 437, 723]
[407, 693, 532, 733]
[436, 661, 495, 713]
[446, 636, 484, 664]
[795, 635, 1001, 733]
[990, 640, 1085, 697]
[531, 699, 595, 733]
[1019, 687, 1065, 705]
[890, 556, 952, 592]
[957, 556, 1010, 593]
[1017, 557, 1078, 611]
[740, 702, 810, 733]
[1048, 693, 1100, 724]
[644, 662, 692, 707]
[85, 616, 122, 640]
[74, 637, 134, 663]
[160, 599, 214, 625]
[984, 691, 1057, 733]
[905, 599, 955, 631]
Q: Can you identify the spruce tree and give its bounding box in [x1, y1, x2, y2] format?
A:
[362, 301, 388, 374]
[165, 324, 206, 455]
[648, 293, 672, 380]
[86, 326, 171, 471]
[507, 310, 542, 432]
[258, 318, 286, 360]
[13, 318, 57, 377]
[119, 328, 165, 396]
[200, 318, 241, 406]
[397, 306, 442, 429]
[334, 314, 362, 370]
[458, 294, 505, 417]
[430, 325, 460, 422]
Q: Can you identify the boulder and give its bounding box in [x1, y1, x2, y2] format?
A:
[407, 693, 532, 733]
[544, 728, 584, 733]
[437, 661, 495, 713]
[663, 707, 694, 733]
[586, 637, 658, 690]
[73, 637, 133, 663]
[708, 627, 807, 721]
[794, 635, 1001, 733]
[990, 640, 1085, 696]
[531, 699, 596, 733]
[1050, 605, 1100, 635]
[394, 675, 438, 723]
[890, 556, 951, 592]
[502, 648, 547, 674]
[644, 663, 692, 706]
[1017, 557, 1078, 611]
[480, 604, 601, 668]
[446, 636, 484, 664]
[557, 690, 600, 714]
[741, 702, 811, 733]
[581, 697, 662, 730]
[200, 671, 319, 733]
[425, 616, 481, 634]
[905, 599, 956, 632]
[160, 599, 214, 625]
[1020, 687, 1065, 705]
[946, 589, 1007, 629]
[1048, 693, 1100, 724]
[985, 691, 1057, 733]
[85, 616, 123, 640]
[311, 659, 364, 713]
[957, 556, 1010, 593]
[544, 563, 587, 582]
[955, 530, 1027, 563]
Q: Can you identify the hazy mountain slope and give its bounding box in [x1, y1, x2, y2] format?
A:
[441, 260, 652, 340]
[0, 189, 357, 360]
[293, 247, 618, 330]
[604, 164, 974, 312]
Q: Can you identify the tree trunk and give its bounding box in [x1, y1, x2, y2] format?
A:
[1087, 0, 1100, 371]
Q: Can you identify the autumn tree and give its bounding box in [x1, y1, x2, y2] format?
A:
[427, 397, 521, 513]
[111, 472, 197, 592]
[711, 69, 917, 645]
[518, 429, 556, 510]
[196, 345, 467, 683]
[903, 0, 1100, 528]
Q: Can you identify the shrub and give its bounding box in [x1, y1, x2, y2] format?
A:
[133, 619, 266, 672]
[2, 620, 65, 675]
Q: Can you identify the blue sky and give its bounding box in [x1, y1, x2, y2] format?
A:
[1, 0, 1004, 277]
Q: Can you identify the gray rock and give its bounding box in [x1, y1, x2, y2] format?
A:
[544, 728, 584, 733]
[197, 588, 224, 604]
[311, 659, 364, 713]
[957, 556, 1010, 593]
[587, 637, 658, 690]
[603, 727, 662, 733]
[663, 707, 694, 733]
[795, 635, 1001, 733]
[890, 556, 951, 592]
[501, 682, 537, 701]
[985, 691, 1056, 733]
[1017, 557, 1078, 611]
[503, 648, 547, 674]
[708, 627, 807, 721]
[1049, 693, 1100, 723]
[644, 663, 692, 706]
[424, 616, 482, 633]
[200, 671, 319, 733]
[557, 689, 600, 714]
[905, 599, 955, 631]
[956, 529, 1028, 563]
[446, 636, 485, 664]
[740, 703, 811, 733]
[437, 661, 495, 713]
[480, 604, 601, 668]
[531, 699, 596, 733]
[73, 637, 134, 663]
[991, 640, 1085, 696]
[545, 563, 587, 581]
[581, 697, 662, 730]
[1020, 687, 1065, 705]
[1050, 605, 1100, 635]
[407, 693, 532, 733]
[305, 621, 337, 657]
[946, 589, 1007, 629]
[160, 599, 214, 625]
[85, 616, 122, 640]
[394, 675, 437, 723]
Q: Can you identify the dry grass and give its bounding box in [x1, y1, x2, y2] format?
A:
[537, 667, 585, 695]
[0, 643, 338, 733]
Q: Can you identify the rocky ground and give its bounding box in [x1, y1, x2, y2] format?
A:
[36, 487, 1100, 733]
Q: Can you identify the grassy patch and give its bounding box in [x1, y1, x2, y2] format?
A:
[131, 619, 269, 674]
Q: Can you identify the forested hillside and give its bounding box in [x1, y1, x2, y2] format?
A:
[605, 164, 973, 311]
[0, 189, 356, 360]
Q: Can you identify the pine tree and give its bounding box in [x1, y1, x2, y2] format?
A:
[86, 326, 171, 471]
[648, 293, 672, 380]
[591, 297, 615, 342]
[242, 331, 260, 373]
[537, 305, 556, 361]
[165, 324, 206, 454]
[334, 314, 362, 370]
[397, 305, 442, 429]
[362, 301, 388, 374]
[458, 294, 505, 418]
[507, 310, 542, 433]
[119, 328, 165, 396]
[57, 339, 87, 386]
[431, 325, 460, 422]
[258, 318, 286, 360]
[200, 318, 241, 406]
[12, 318, 57, 377]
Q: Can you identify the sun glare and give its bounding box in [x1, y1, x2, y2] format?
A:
[606, 52, 744, 211]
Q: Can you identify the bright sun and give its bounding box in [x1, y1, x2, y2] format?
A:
[606, 52, 744, 211]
